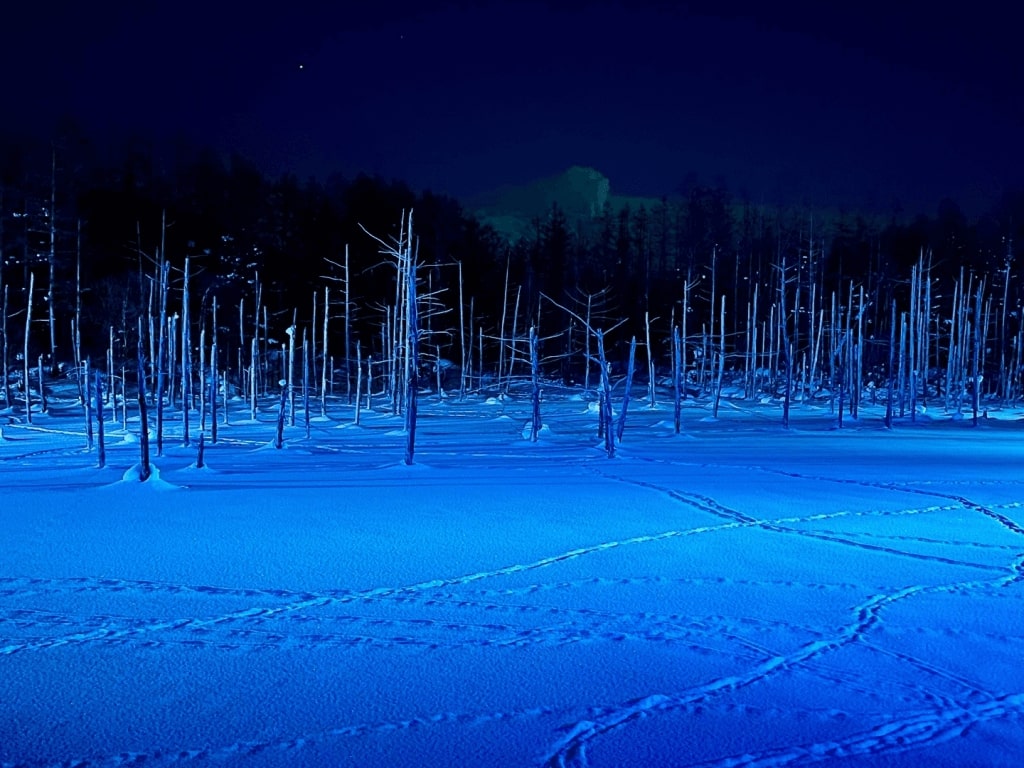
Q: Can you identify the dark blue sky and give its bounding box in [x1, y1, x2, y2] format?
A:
[6, 1, 1021, 214]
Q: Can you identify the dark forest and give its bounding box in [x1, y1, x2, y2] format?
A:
[2, 131, 1024, 421]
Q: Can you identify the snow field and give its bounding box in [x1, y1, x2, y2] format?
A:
[2, 394, 1023, 767]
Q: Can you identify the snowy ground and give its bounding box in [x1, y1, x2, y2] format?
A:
[2, 389, 1023, 767]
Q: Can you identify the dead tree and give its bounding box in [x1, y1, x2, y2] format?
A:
[95, 370, 106, 469]
[616, 336, 637, 442]
[24, 272, 34, 423]
[137, 323, 151, 482]
[529, 325, 541, 442]
[362, 212, 420, 463]
[181, 256, 193, 446]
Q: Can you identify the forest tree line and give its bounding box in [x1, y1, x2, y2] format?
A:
[2, 132, 1024, 420]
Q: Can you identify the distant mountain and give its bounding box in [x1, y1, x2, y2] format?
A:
[466, 165, 903, 243]
[469, 166, 658, 241]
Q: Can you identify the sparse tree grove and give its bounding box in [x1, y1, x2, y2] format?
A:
[1, 138, 1023, 477]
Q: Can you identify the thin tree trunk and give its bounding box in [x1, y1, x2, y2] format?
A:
[85, 358, 93, 449]
[458, 261, 467, 401]
[898, 313, 908, 417]
[303, 330, 310, 439]
[274, 383, 286, 449]
[972, 283, 983, 426]
[354, 340, 363, 426]
[199, 327, 206, 431]
[672, 325, 682, 435]
[37, 355, 47, 414]
[2, 285, 10, 408]
[617, 336, 637, 442]
[321, 285, 329, 417]
[344, 246, 351, 403]
[287, 309, 296, 426]
[47, 149, 58, 372]
[181, 256, 192, 446]
[885, 300, 896, 428]
[645, 311, 656, 407]
[137, 321, 151, 482]
[155, 259, 169, 456]
[73, 220, 83, 404]
[596, 330, 615, 458]
[404, 221, 419, 466]
[529, 326, 541, 442]
[498, 254, 510, 394]
[506, 285, 521, 393]
[210, 354, 218, 444]
[250, 337, 258, 420]
[713, 295, 726, 419]
[24, 272, 34, 423]
[95, 369, 106, 468]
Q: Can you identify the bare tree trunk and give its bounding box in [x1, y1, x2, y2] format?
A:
[2, 285, 10, 408]
[24, 272, 34, 423]
[303, 330, 310, 439]
[95, 369, 106, 469]
[506, 285, 521, 393]
[596, 330, 615, 458]
[321, 285, 330, 417]
[137, 322, 151, 482]
[287, 309, 296, 426]
[853, 284, 864, 419]
[73, 220, 83, 404]
[84, 358, 93, 449]
[897, 313, 908, 417]
[908, 261, 919, 419]
[0, 189, 6, 406]
[681, 276, 690, 400]
[972, 282, 983, 426]
[617, 336, 637, 442]
[404, 220, 419, 466]
[199, 327, 206, 431]
[274, 383, 286, 449]
[529, 325, 541, 442]
[435, 343, 443, 397]
[885, 300, 896, 429]
[181, 256, 192, 446]
[458, 261, 467, 401]
[238, 297, 245, 406]
[778, 258, 793, 429]
[250, 337, 258, 420]
[107, 326, 114, 405]
[210, 353, 218, 445]
[713, 295, 726, 419]
[155, 257, 169, 457]
[1000, 257, 1011, 403]
[310, 291, 317, 408]
[945, 271, 961, 413]
[584, 292, 593, 392]
[121, 363, 127, 430]
[252, 274, 262, 398]
[645, 311, 656, 408]
[498, 254, 510, 394]
[37, 355, 47, 414]
[167, 314, 177, 409]
[47, 149, 58, 372]
[672, 325, 682, 435]
[343, 247, 351, 403]
[465, 296, 474, 397]
[354, 341, 363, 426]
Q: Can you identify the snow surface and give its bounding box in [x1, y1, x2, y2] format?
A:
[2, 390, 1023, 767]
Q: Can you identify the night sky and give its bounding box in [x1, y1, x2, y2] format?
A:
[6, 2, 1021, 215]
